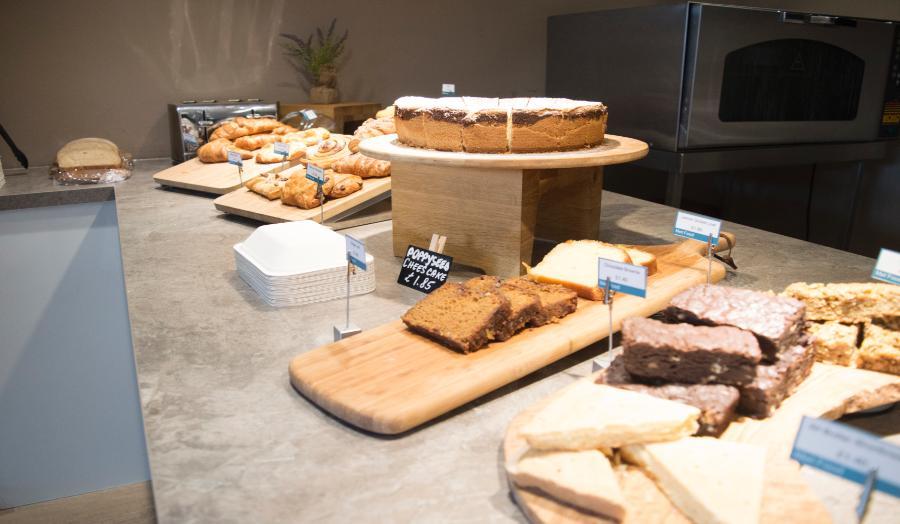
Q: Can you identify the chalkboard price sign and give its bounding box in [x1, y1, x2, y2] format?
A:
[398, 245, 452, 293]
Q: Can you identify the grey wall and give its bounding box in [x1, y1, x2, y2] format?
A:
[0, 200, 149, 507]
[5, 0, 895, 167]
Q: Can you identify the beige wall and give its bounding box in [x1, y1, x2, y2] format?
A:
[0, 0, 658, 165]
[1, 0, 897, 166]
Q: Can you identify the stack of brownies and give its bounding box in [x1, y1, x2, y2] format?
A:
[598, 284, 813, 436]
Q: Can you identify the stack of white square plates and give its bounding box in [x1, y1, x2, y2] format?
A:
[234, 220, 376, 307]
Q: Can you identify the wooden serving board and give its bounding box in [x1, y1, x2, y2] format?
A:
[153, 157, 301, 194]
[212, 169, 391, 227]
[502, 365, 900, 524]
[361, 134, 649, 169]
[289, 237, 727, 434]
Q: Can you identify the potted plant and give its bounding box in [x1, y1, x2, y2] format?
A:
[281, 19, 348, 104]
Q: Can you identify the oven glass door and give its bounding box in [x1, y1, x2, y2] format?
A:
[679, 4, 892, 148]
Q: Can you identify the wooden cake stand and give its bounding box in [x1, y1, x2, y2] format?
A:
[361, 134, 649, 277]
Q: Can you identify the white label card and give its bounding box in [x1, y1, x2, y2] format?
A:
[872, 248, 900, 285]
[273, 142, 290, 156]
[441, 83, 456, 96]
[306, 163, 325, 184]
[597, 258, 648, 298]
[791, 416, 900, 497]
[226, 151, 243, 167]
[673, 210, 721, 246]
[346, 235, 367, 270]
[301, 109, 317, 121]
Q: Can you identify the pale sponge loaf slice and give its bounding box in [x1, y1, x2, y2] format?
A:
[526, 240, 656, 300]
[510, 449, 626, 520]
[520, 381, 699, 450]
[621, 437, 764, 524]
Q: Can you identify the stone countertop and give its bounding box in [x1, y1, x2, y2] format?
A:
[4, 160, 896, 523]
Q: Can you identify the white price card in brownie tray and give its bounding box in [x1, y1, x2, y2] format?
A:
[597, 258, 648, 298]
[872, 248, 900, 285]
[673, 210, 721, 247]
[791, 416, 900, 497]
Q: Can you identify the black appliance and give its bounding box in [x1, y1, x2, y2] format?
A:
[548, 3, 897, 206]
[167, 99, 278, 163]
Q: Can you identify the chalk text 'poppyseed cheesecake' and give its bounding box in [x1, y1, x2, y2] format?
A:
[393, 96, 608, 153]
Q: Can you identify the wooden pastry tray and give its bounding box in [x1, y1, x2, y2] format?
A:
[213, 164, 391, 227]
[153, 157, 302, 195]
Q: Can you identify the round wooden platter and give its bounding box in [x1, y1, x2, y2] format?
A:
[360, 134, 648, 169]
[503, 365, 900, 524]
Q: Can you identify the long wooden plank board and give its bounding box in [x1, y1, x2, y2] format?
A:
[289, 238, 727, 434]
[153, 157, 301, 194]
[502, 366, 900, 524]
[212, 169, 391, 226]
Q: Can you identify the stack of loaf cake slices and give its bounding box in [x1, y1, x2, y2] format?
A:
[401, 276, 578, 352]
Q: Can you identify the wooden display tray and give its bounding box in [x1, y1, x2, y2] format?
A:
[212, 165, 392, 227]
[361, 134, 650, 277]
[502, 365, 900, 524]
[289, 237, 728, 435]
[153, 157, 301, 195]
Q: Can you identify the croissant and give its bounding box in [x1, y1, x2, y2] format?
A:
[349, 117, 396, 152]
[255, 142, 306, 164]
[209, 117, 282, 141]
[306, 135, 352, 169]
[197, 138, 253, 163]
[245, 173, 285, 200]
[281, 172, 329, 209]
[209, 121, 251, 141]
[282, 127, 332, 147]
[332, 153, 391, 178]
[235, 117, 281, 135]
[272, 125, 299, 135]
[375, 106, 395, 119]
[325, 172, 363, 199]
[234, 133, 279, 151]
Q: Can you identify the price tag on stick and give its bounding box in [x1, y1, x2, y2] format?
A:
[334, 235, 367, 341]
[872, 248, 900, 285]
[306, 163, 327, 223]
[673, 210, 722, 285]
[274, 141, 290, 170]
[227, 151, 244, 187]
[441, 83, 456, 96]
[398, 236, 452, 294]
[597, 258, 648, 354]
[791, 416, 900, 521]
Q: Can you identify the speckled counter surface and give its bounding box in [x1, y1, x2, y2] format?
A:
[2, 160, 897, 523]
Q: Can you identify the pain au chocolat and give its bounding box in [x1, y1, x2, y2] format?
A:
[393, 96, 607, 153]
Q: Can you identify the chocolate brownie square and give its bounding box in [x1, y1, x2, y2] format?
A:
[738, 343, 815, 418]
[666, 285, 806, 361]
[622, 317, 762, 386]
[597, 356, 740, 437]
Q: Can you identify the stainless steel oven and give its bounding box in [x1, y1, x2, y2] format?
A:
[547, 3, 897, 151]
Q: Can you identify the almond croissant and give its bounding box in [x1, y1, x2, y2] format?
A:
[332, 153, 391, 178]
